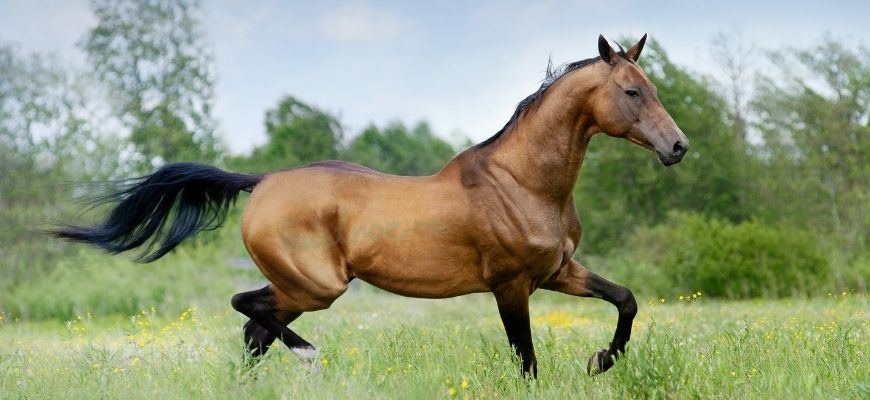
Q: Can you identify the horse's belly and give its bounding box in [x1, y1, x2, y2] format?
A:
[356, 269, 490, 298]
[347, 234, 489, 298]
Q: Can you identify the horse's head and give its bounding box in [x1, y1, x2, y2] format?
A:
[589, 34, 689, 166]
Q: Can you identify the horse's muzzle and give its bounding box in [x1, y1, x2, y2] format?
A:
[657, 139, 688, 166]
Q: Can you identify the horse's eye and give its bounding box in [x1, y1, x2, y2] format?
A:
[625, 89, 640, 98]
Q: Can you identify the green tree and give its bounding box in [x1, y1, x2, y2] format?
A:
[0, 40, 121, 205]
[228, 95, 343, 173]
[229, 96, 457, 176]
[342, 121, 456, 175]
[753, 37, 870, 254]
[575, 40, 747, 255]
[81, 0, 219, 170]
[0, 39, 126, 296]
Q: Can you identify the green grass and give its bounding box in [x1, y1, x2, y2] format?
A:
[1, 288, 867, 399]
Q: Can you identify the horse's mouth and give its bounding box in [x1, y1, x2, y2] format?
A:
[656, 151, 682, 166]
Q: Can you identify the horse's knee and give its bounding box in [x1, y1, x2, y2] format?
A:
[615, 287, 637, 319]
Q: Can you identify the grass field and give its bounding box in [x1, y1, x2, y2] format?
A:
[1, 287, 867, 399]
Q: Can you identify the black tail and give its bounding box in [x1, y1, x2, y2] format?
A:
[53, 162, 262, 262]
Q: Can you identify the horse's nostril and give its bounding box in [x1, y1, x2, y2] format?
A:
[673, 141, 686, 156]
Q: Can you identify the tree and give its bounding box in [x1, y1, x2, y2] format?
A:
[228, 96, 344, 173]
[229, 95, 457, 176]
[342, 121, 456, 175]
[711, 28, 756, 144]
[81, 0, 219, 170]
[0, 40, 121, 205]
[753, 37, 870, 253]
[0, 39, 126, 295]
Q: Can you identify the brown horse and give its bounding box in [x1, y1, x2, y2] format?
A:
[55, 34, 688, 378]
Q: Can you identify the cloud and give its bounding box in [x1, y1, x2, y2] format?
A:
[317, 2, 401, 43]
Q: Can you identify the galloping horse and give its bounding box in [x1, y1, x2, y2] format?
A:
[55, 34, 688, 377]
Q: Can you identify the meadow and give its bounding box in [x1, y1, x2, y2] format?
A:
[1, 286, 866, 399]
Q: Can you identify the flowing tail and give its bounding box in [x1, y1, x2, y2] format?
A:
[53, 162, 262, 262]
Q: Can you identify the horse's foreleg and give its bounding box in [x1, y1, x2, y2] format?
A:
[493, 282, 537, 379]
[540, 258, 638, 375]
[231, 286, 316, 364]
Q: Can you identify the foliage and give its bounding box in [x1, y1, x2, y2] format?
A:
[2, 247, 236, 320]
[752, 37, 870, 255]
[342, 120, 456, 175]
[0, 39, 126, 297]
[81, 0, 219, 170]
[227, 96, 457, 176]
[629, 213, 829, 298]
[227, 95, 343, 173]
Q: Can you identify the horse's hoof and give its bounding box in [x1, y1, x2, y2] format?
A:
[291, 347, 321, 373]
[586, 348, 609, 376]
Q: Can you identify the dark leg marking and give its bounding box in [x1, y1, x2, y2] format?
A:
[242, 319, 276, 358]
[541, 260, 638, 375]
[494, 285, 537, 379]
[231, 286, 316, 361]
[583, 274, 637, 374]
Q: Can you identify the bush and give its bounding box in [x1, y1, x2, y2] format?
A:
[831, 256, 870, 294]
[1, 245, 239, 320]
[628, 212, 830, 298]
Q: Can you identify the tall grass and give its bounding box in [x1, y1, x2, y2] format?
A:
[1, 291, 866, 399]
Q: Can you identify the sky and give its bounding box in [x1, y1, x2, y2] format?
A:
[1, 0, 869, 155]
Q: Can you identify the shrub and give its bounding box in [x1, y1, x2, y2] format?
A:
[628, 212, 829, 298]
[2, 245, 239, 320]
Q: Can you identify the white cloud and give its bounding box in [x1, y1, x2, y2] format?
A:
[317, 2, 401, 43]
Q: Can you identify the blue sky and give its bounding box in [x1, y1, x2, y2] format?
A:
[1, 0, 869, 154]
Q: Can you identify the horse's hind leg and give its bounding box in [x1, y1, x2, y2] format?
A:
[241, 312, 300, 358]
[231, 286, 317, 363]
[540, 259, 638, 375]
[241, 319, 275, 359]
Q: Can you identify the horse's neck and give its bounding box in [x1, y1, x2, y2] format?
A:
[482, 70, 598, 204]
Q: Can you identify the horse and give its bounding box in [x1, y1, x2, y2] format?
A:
[54, 34, 688, 378]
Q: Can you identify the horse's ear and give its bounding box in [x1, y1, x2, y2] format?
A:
[598, 34, 617, 65]
[626, 34, 647, 62]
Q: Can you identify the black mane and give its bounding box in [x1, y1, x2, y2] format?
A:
[475, 50, 627, 148]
